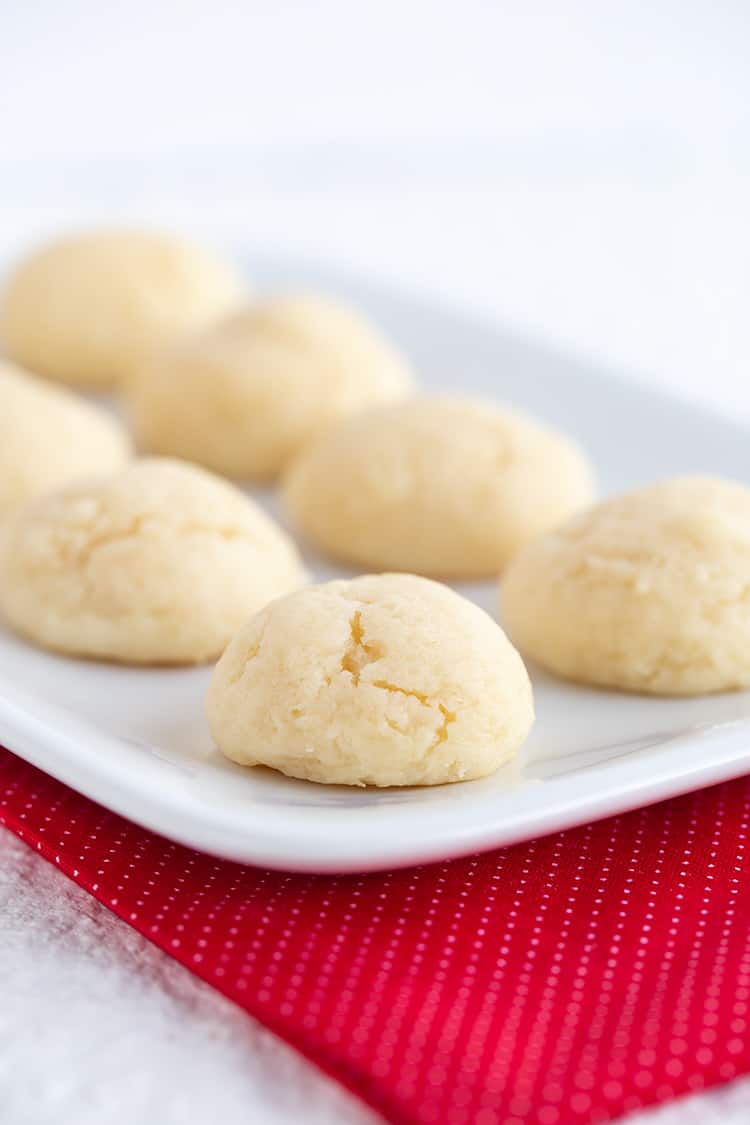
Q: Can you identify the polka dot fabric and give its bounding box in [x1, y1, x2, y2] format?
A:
[2, 746, 750, 1125]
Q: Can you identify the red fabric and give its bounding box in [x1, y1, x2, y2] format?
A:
[2, 746, 750, 1125]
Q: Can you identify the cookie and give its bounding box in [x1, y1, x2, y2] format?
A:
[0, 230, 243, 387]
[0, 458, 305, 664]
[0, 361, 130, 518]
[124, 293, 413, 479]
[502, 476, 750, 695]
[283, 395, 594, 578]
[207, 572, 533, 787]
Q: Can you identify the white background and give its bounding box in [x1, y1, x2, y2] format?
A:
[2, 2, 750, 1122]
[2, 0, 750, 415]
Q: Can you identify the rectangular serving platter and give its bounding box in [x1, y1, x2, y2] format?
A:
[1, 251, 749, 873]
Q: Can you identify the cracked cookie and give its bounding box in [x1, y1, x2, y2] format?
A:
[282, 395, 594, 578]
[207, 572, 534, 787]
[501, 476, 750, 695]
[0, 457, 305, 664]
[0, 360, 131, 518]
[123, 292, 414, 480]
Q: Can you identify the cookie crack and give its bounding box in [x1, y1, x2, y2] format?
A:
[371, 680, 457, 753]
[339, 617, 457, 753]
[429, 703, 457, 751]
[341, 611, 383, 685]
[73, 515, 148, 566]
[370, 679, 430, 705]
[74, 517, 260, 570]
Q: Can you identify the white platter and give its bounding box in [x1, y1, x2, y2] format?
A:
[1, 252, 750, 873]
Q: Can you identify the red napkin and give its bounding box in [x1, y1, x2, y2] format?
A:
[2, 745, 749, 1125]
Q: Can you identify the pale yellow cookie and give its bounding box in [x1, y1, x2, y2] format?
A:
[124, 292, 414, 480]
[502, 476, 750, 695]
[207, 572, 534, 787]
[282, 395, 594, 578]
[0, 361, 131, 518]
[0, 230, 244, 387]
[0, 458, 305, 665]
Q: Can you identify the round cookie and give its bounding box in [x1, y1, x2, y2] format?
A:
[0, 361, 131, 518]
[207, 572, 534, 787]
[501, 476, 750, 696]
[0, 230, 244, 387]
[0, 458, 305, 665]
[282, 395, 594, 578]
[124, 292, 414, 480]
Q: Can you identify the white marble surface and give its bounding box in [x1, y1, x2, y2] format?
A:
[0, 834, 376, 1125]
[3, 2, 750, 1120]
